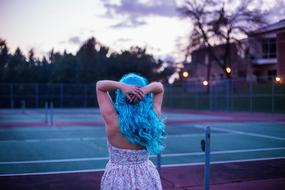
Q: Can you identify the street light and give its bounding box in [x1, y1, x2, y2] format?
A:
[182, 71, 189, 78]
[226, 67, 231, 74]
[275, 76, 281, 83]
[203, 80, 208, 86]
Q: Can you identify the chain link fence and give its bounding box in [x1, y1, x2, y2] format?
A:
[164, 78, 285, 113]
[1, 78, 285, 113]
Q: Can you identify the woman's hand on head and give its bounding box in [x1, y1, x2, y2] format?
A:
[120, 84, 144, 103]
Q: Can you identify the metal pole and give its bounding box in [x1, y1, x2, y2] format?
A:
[60, 84, 63, 108]
[35, 83, 39, 108]
[230, 79, 234, 111]
[249, 79, 253, 112]
[50, 102, 54, 126]
[157, 153, 161, 175]
[227, 79, 230, 112]
[213, 85, 216, 110]
[271, 80, 275, 113]
[84, 84, 88, 107]
[195, 92, 199, 109]
[201, 126, 211, 190]
[209, 83, 212, 110]
[10, 84, 14, 109]
[45, 101, 48, 124]
[21, 100, 26, 113]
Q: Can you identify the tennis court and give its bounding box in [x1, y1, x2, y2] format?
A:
[0, 108, 285, 189]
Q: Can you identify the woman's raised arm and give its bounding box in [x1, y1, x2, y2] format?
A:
[141, 82, 164, 116]
[96, 80, 144, 121]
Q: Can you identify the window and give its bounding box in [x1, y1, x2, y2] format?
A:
[268, 70, 277, 80]
[262, 38, 276, 59]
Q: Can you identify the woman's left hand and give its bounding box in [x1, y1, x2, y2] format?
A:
[121, 84, 144, 103]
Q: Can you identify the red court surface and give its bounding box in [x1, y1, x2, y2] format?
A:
[1, 158, 284, 190]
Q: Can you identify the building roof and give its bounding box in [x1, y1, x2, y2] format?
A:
[251, 19, 285, 35]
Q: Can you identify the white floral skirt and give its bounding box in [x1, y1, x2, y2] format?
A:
[100, 143, 162, 190]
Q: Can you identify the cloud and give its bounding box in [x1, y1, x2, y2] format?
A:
[116, 38, 133, 42]
[104, 0, 178, 17]
[68, 36, 82, 45]
[111, 17, 147, 28]
[102, 0, 179, 28]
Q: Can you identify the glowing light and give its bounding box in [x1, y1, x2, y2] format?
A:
[203, 80, 208, 86]
[182, 71, 189, 78]
[275, 77, 281, 82]
[226, 67, 231, 74]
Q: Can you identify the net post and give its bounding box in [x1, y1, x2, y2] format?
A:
[157, 153, 161, 175]
[204, 126, 211, 190]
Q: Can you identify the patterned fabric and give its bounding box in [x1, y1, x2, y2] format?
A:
[101, 142, 162, 190]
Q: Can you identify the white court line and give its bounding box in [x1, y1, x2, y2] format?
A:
[1, 156, 285, 177]
[0, 133, 223, 143]
[0, 137, 105, 143]
[0, 157, 109, 164]
[162, 156, 285, 168]
[161, 147, 285, 157]
[193, 124, 285, 141]
[1, 146, 285, 165]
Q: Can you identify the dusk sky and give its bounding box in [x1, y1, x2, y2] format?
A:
[0, 0, 284, 62]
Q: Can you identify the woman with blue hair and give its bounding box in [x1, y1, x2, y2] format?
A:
[96, 73, 165, 190]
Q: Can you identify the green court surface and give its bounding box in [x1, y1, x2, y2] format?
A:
[0, 109, 285, 176]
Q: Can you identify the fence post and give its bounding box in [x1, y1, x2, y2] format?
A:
[230, 79, 234, 111]
[60, 84, 63, 108]
[10, 84, 14, 108]
[21, 100, 26, 113]
[35, 83, 39, 108]
[213, 84, 216, 111]
[271, 80, 275, 113]
[195, 91, 199, 109]
[84, 84, 88, 107]
[50, 102, 54, 126]
[226, 79, 230, 112]
[45, 101, 48, 124]
[249, 79, 253, 112]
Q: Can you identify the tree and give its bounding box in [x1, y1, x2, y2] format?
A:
[76, 37, 109, 83]
[28, 49, 35, 67]
[50, 52, 78, 83]
[180, 0, 267, 80]
[0, 39, 10, 82]
[109, 46, 163, 81]
[3, 47, 28, 82]
[0, 37, 175, 84]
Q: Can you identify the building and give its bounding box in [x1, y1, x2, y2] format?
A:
[248, 19, 285, 81]
[187, 19, 285, 82]
[189, 43, 247, 81]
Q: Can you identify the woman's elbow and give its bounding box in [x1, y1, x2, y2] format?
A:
[96, 81, 103, 91]
[157, 82, 164, 92]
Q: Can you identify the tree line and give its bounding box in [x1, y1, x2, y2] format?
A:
[0, 37, 175, 84]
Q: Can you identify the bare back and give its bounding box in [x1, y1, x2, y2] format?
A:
[104, 112, 144, 150]
[96, 80, 164, 150]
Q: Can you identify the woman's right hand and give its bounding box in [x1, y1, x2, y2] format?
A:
[120, 84, 144, 103]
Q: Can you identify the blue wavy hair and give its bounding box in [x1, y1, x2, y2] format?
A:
[114, 73, 165, 154]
